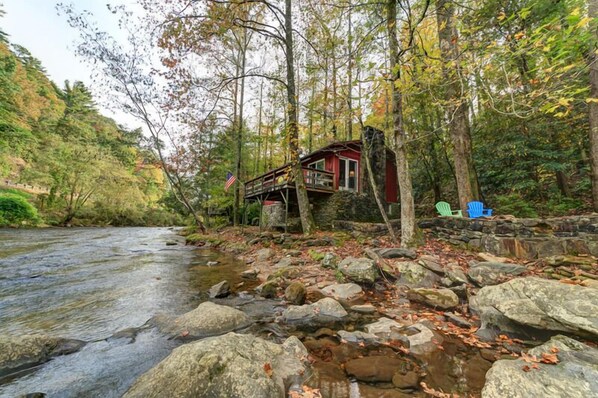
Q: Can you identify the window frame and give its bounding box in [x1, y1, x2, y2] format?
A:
[338, 157, 358, 192]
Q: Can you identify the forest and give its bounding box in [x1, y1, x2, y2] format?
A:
[0, 6, 182, 226]
[1, 0, 597, 239]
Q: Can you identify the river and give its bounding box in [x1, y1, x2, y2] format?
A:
[0, 227, 247, 398]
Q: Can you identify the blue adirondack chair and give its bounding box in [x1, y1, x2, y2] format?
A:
[467, 201, 493, 218]
[435, 201, 462, 217]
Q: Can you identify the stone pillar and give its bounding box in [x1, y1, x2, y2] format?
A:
[361, 126, 386, 203]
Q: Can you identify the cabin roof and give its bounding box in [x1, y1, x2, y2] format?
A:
[246, 139, 394, 184]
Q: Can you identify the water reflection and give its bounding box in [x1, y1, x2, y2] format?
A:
[0, 227, 248, 397]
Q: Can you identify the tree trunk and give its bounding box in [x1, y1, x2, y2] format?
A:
[436, 0, 476, 216]
[589, 0, 598, 211]
[256, 80, 264, 175]
[285, 0, 316, 234]
[363, 133, 397, 242]
[387, 0, 418, 248]
[233, 46, 246, 226]
[346, 1, 353, 140]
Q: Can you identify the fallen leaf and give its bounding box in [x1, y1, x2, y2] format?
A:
[264, 362, 273, 378]
[540, 352, 559, 364]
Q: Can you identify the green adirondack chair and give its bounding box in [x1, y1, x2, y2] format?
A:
[435, 201, 463, 217]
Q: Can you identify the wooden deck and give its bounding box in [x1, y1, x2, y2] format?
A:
[244, 167, 335, 200]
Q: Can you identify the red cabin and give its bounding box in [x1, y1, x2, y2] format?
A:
[244, 140, 398, 204]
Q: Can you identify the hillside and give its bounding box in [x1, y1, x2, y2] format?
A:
[0, 40, 178, 226]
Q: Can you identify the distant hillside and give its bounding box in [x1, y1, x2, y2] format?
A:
[0, 40, 180, 226]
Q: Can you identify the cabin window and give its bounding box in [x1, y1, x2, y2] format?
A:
[339, 157, 358, 192]
[308, 159, 325, 170]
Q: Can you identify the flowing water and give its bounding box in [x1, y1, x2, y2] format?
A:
[0, 227, 248, 398]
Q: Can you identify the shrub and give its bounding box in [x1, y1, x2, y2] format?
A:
[0, 193, 41, 226]
[544, 195, 582, 216]
[494, 194, 538, 218]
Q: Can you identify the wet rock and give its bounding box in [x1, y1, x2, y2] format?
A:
[208, 280, 230, 298]
[241, 269, 258, 280]
[314, 328, 336, 338]
[285, 282, 306, 305]
[417, 255, 445, 274]
[407, 288, 459, 310]
[470, 277, 598, 339]
[257, 279, 281, 299]
[350, 304, 376, 314]
[479, 348, 498, 362]
[403, 322, 441, 355]
[321, 283, 363, 301]
[443, 312, 473, 328]
[206, 261, 219, 267]
[337, 330, 379, 344]
[338, 257, 379, 284]
[0, 335, 85, 377]
[255, 248, 274, 262]
[152, 302, 251, 339]
[392, 371, 420, 389]
[372, 248, 417, 260]
[482, 335, 598, 398]
[345, 356, 407, 382]
[363, 318, 409, 345]
[321, 253, 338, 269]
[108, 327, 143, 343]
[467, 262, 526, 286]
[123, 333, 308, 398]
[395, 261, 441, 288]
[165, 241, 178, 246]
[282, 298, 348, 325]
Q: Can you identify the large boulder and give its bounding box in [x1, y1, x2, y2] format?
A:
[407, 288, 459, 310]
[282, 298, 348, 325]
[467, 262, 526, 286]
[395, 261, 441, 288]
[123, 333, 309, 398]
[338, 257, 379, 284]
[470, 277, 598, 339]
[482, 335, 598, 398]
[152, 301, 252, 339]
[321, 283, 363, 301]
[0, 334, 85, 376]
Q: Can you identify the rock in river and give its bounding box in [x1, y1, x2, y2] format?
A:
[0, 334, 85, 377]
[470, 277, 598, 339]
[407, 288, 459, 310]
[482, 335, 598, 398]
[208, 280, 230, 298]
[338, 257, 379, 284]
[152, 301, 252, 339]
[123, 332, 309, 398]
[282, 298, 348, 325]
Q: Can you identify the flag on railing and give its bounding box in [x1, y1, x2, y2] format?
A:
[224, 171, 237, 192]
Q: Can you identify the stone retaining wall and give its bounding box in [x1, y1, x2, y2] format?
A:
[420, 215, 598, 259]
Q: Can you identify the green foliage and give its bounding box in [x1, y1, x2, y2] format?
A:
[308, 249, 325, 261]
[0, 193, 41, 226]
[544, 195, 582, 216]
[494, 194, 538, 218]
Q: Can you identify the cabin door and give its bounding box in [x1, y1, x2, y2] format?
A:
[338, 157, 358, 192]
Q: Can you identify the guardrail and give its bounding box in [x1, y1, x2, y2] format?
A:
[245, 167, 335, 197]
[1, 179, 50, 195]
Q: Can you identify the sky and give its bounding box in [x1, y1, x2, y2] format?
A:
[2, 0, 140, 129]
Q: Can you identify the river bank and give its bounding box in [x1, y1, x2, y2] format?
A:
[175, 226, 598, 397]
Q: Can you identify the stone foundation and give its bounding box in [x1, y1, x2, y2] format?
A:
[420, 215, 598, 259]
[312, 191, 396, 229]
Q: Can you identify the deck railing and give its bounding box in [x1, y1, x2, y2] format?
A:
[245, 167, 335, 197]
